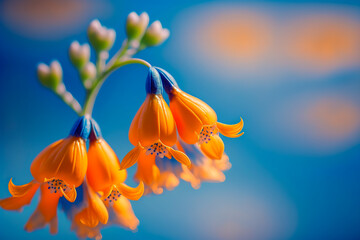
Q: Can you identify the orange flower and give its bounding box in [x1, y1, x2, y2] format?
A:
[0, 116, 91, 233]
[87, 119, 144, 202]
[156, 67, 244, 160]
[121, 67, 191, 170]
[61, 180, 140, 239]
[59, 119, 143, 239]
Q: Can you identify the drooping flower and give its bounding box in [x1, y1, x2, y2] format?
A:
[0, 115, 91, 233]
[120, 67, 191, 170]
[58, 118, 143, 239]
[87, 118, 144, 203]
[155, 67, 244, 160]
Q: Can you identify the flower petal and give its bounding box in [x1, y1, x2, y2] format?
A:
[60, 185, 77, 203]
[200, 135, 225, 160]
[87, 139, 127, 193]
[138, 94, 161, 146]
[168, 147, 191, 167]
[31, 137, 88, 187]
[170, 89, 217, 144]
[25, 184, 60, 234]
[0, 183, 39, 211]
[117, 182, 144, 201]
[158, 96, 177, 146]
[110, 197, 139, 230]
[217, 118, 244, 138]
[8, 178, 38, 197]
[120, 145, 144, 170]
[75, 183, 109, 227]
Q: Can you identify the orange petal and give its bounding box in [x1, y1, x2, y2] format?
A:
[75, 183, 109, 227]
[217, 118, 244, 138]
[134, 152, 161, 193]
[200, 135, 225, 160]
[138, 94, 161, 147]
[8, 178, 37, 197]
[60, 186, 77, 203]
[170, 89, 217, 144]
[25, 184, 60, 234]
[87, 139, 127, 193]
[158, 96, 177, 146]
[117, 182, 144, 201]
[168, 147, 191, 167]
[120, 145, 144, 170]
[0, 183, 39, 211]
[31, 137, 88, 187]
[111, 197, 139, 230]
[129, 100, 145, 146]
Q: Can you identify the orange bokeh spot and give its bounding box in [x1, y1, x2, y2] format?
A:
[287, 15, 360, 71]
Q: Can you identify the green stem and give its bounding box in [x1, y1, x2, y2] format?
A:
[82, 58, 151, 116]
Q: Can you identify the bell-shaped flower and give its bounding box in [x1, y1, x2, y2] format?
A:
[0, 116, 91, 233]
[120, 67, 191, 170]
[155, 67, 244, 160]
[87, 119, 144, 203]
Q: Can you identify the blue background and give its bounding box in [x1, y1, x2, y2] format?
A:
[0, 0, 360, 239]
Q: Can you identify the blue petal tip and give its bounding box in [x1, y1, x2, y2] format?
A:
[146, 67, 163, 95]
[69, 115, 91, 139]
[155, 67, 179, 95]
[89, 118, 102, 141]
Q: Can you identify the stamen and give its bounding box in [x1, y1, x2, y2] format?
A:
[47, 179, 70, 194]
[145, 142, 168, 158]
[104, 187, 121, 206]
[199, 125, 217, 144]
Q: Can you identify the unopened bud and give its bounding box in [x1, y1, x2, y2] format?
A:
[140, 21, 170, 47]
[126, 12, 149, 40]
[69, 41, 90, 68]
[88, 19, 116, 52]
[80, 62, 97, 82]
[37, 60, 63, 90]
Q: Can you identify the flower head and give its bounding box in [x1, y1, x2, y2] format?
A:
[156, 67, 244, 160]
[0, 116, 91, 233]
[121, 67, 191, 170]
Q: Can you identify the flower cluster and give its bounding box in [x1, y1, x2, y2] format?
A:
[0, 11, 243, 239]
[123, 67, 244, 194]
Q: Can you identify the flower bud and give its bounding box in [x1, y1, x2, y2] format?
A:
[126, 12, 149, 40]
[69, 41, 90, 68]
[140, 21, 170, 47]
[80, 62, 97, 88]
[37, 60, 63, 90]
[88, 19, 116, 52]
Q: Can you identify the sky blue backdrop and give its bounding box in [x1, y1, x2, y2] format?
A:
[0, 0, 359, 239]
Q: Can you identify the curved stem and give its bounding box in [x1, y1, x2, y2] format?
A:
[82, 58, 151, 116]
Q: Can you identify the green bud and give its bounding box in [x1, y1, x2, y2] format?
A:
[69, 41, 90, 68]
[126, 12, 149, 40]
[140, 20, 170, 47]
[37, 61, 63, 90]
[80, 62, 97, 88]
[88, 19, 116, 52]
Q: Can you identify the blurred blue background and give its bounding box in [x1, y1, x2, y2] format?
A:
[0, 0, 360, 239]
